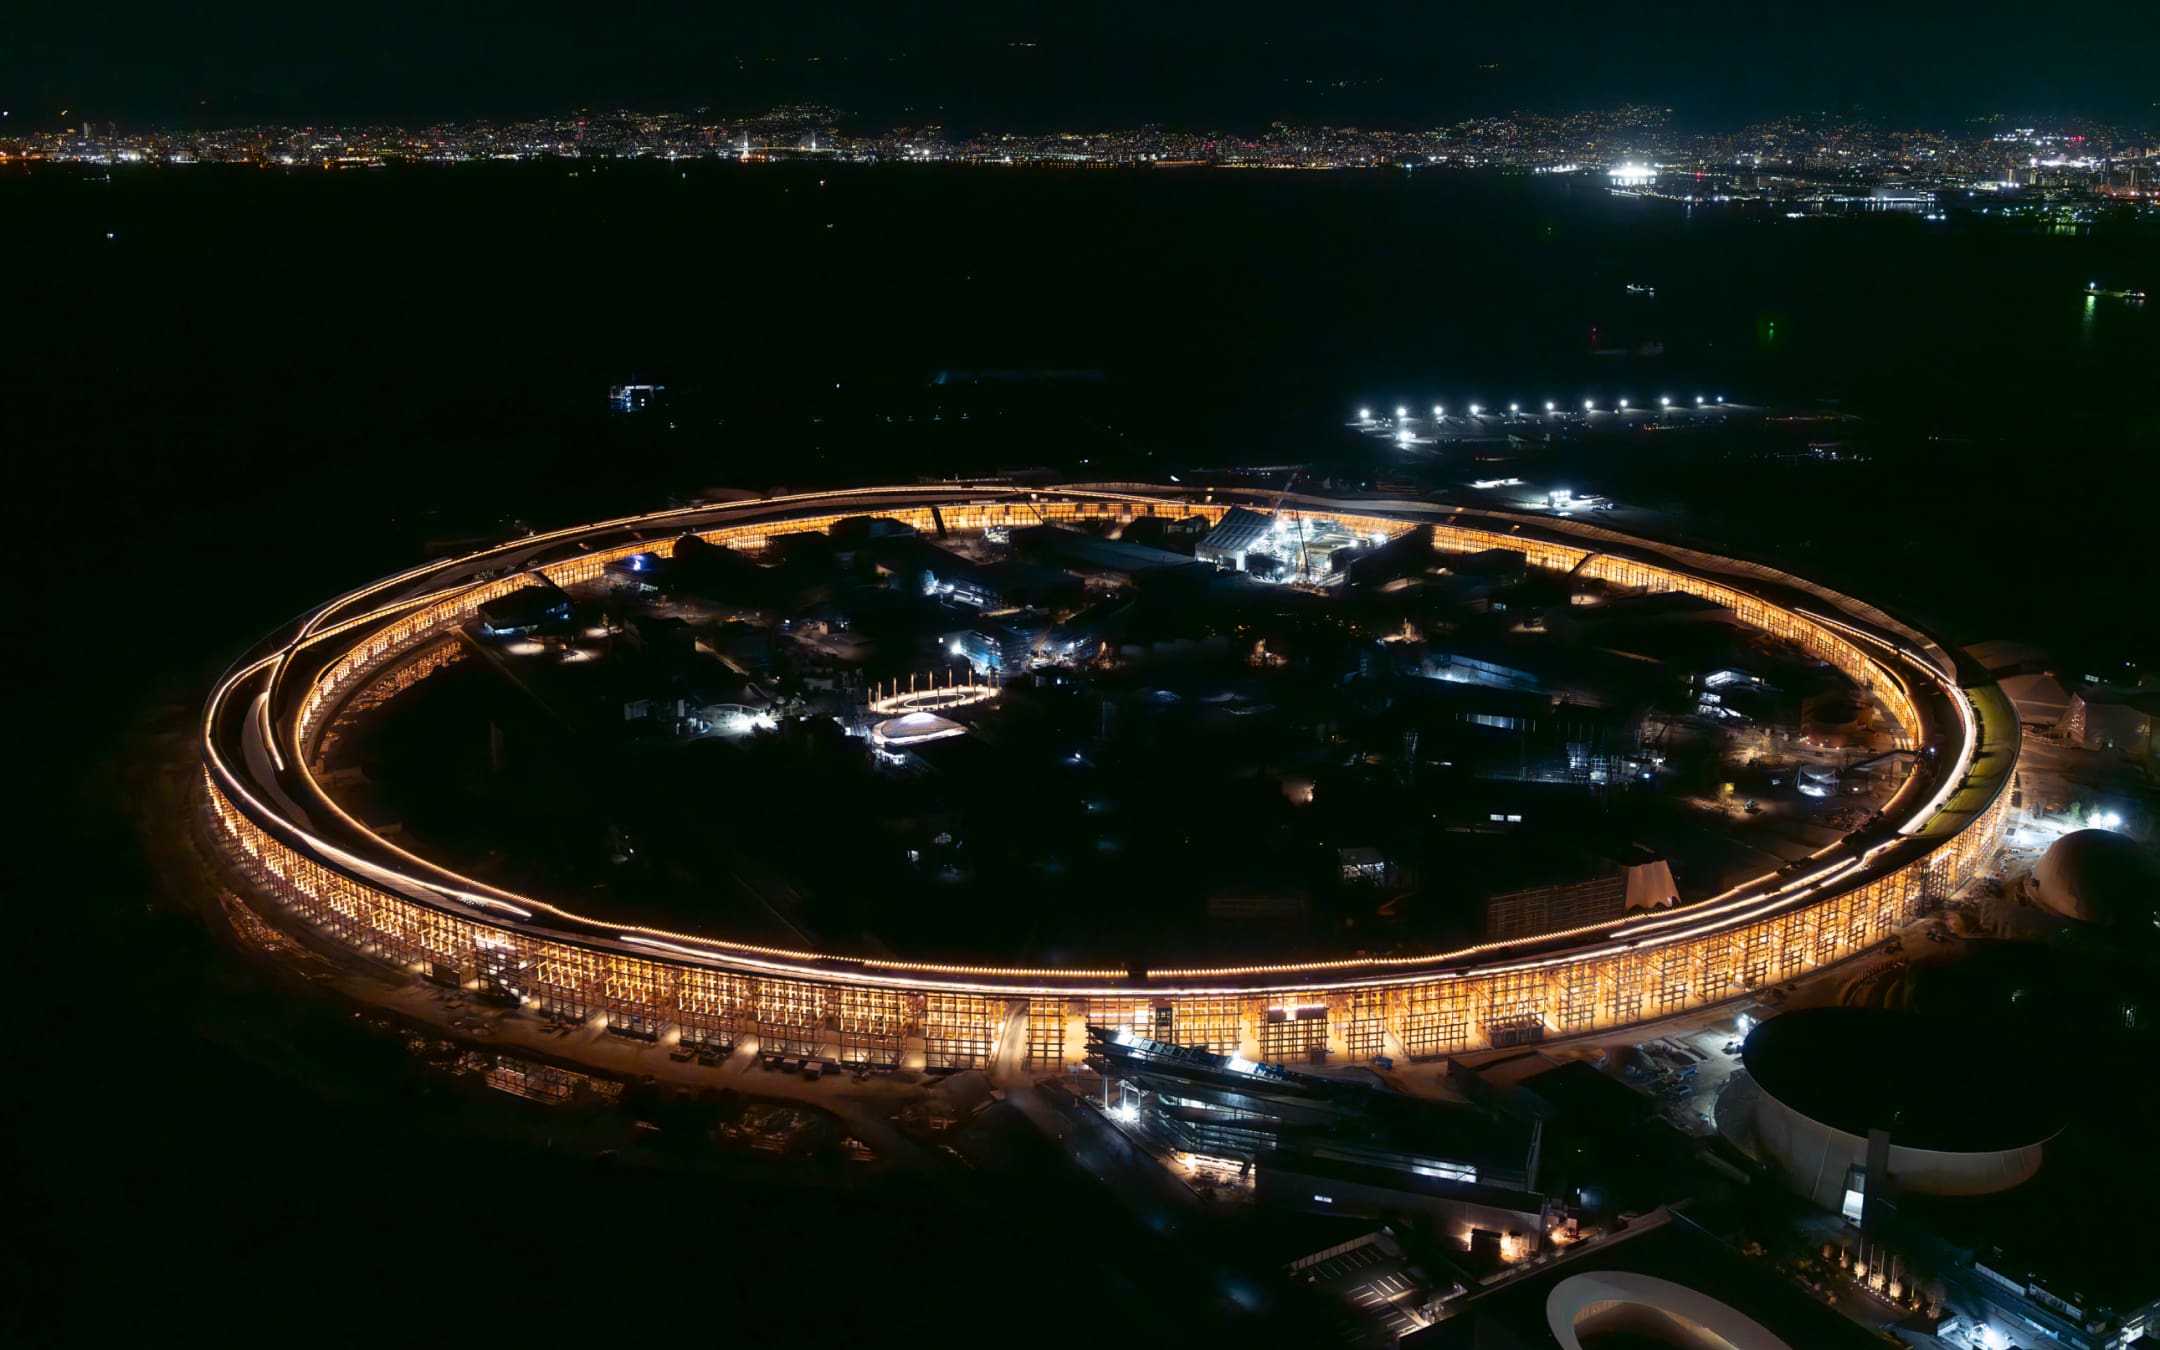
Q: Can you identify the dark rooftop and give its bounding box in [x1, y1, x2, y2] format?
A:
[1741, 1007, 2065, 1153]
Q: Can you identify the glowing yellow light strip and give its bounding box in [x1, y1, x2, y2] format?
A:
[203, 483, 2005, 1003]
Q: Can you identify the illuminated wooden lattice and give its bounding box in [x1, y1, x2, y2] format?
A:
[677, 968, 752, 1050]
[1650, 944, 1695, 1017]
[1027, 999, 1078, 1068]
[361, 899, 417, 965]
[1334, 989, 1388, 1060]
[922, 993, 1000, 1071]
[754, 977, 828, 1058]
[1606, 951, 1648, 1022]
[320, 638, 468, 762]
[1863, 878, 1903, 945]
[1085, 997, 1156, 1039]
[1480, 969, 1549, 1045]
[295, 573, 538, 749]
[1775, 910, 1813, 980]
[1833, 888, 1873, 953]
[603, 956, 675, 1041]
[1256, 997, 1330, 1063]
[1165, 997, 1244, 1055]
[316, 874, 371, 949]
[1805, 901, 1841, 968]
[1556, 961, 1603, 1034]
[471, 937, 523, 1002]
[1697, 930, 1743, 999]
[1394, 982, 1473, 1058]
[835, 987, 910, 1068]
[531, 945, 602, 1022]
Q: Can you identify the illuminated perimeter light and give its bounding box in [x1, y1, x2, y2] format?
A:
[200, 482, 2002, 1025]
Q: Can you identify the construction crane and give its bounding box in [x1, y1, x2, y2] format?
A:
[1266, 471, 1315, 583]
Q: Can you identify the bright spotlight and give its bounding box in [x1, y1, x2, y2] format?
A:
[1659, 396, 1672, 407]
[1469, 403, 1482, 416]
[1397, 428, 1414, 442]
[1694, 395, 1704, 405]
[1432, 404, 1445, 418]
[1583, 399, 1594, 411]
[1714, 395, 1724, 403]
[1619, 397, 1630, 409]
[1544, 401, 1555, 412]
[1359, 407, 1372, 421]
[1395, 405, 1408, 419]
[1508, 402, 1520, 414]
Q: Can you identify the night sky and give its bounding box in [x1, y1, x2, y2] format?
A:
[9, 1, 2158, 130]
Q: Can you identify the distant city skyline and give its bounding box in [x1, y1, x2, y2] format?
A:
[9, 2, 2159, 131]
[6, 95, 2156, 143]
[10, 100, 2155, 215]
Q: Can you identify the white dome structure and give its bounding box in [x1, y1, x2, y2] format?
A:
[870, 711, 967, 748]
[2032, 828, 2157, 926]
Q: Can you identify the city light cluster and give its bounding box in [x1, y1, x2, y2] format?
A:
[7, 103, 2155, 204]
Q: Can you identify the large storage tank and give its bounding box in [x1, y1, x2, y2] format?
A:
[1741, 1007, 2061, 1212]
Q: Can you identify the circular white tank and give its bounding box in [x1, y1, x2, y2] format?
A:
[1741, 1008, 2059, 1212]
[1547, 1272, 1791, 1350]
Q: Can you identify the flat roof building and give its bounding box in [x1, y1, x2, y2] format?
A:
[475, 579, 572, 636]
[1014, 524, 1200, 580]
[1196, 507, 1276, 571]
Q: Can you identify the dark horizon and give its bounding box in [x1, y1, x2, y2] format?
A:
[9, 2, 2159, 133]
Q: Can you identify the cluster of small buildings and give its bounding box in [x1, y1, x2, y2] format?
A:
[440, 503, 1912, 963]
